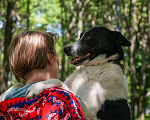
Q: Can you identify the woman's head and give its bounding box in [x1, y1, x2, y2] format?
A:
[8, 31, 58, 82]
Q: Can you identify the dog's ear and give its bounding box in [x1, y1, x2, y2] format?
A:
[107, 30, 131, 46]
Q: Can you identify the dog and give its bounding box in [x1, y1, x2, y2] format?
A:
[62, 26, 131, 120]
[1, 26, 131, 120]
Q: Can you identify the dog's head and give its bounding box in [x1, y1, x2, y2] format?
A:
[64, 26, 131, 66]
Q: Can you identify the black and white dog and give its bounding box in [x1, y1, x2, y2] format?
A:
[62, 26, 131, 120]
[2, 26, 131, 120]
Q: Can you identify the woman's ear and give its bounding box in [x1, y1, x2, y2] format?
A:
[47, 52, 52, 64]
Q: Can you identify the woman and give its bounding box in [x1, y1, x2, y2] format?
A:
[0, 31, 85, 120]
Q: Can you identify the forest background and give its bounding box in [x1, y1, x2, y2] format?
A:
[0, 0, 150, 120]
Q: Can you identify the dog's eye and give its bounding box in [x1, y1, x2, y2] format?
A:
[85, 36, 91, 40]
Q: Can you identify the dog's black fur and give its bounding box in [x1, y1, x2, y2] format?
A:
[64, 26, 131, 120]
[97, 99, 130, 120]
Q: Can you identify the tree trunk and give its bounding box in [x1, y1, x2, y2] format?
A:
[148, 0, 150, 70]
[91, 10, 97, 27]
[27, 0, 30, 30]
[130, 33, 137, 120]
[76, 0, 90, 40]
[60, 0, 66, 81]
[115, 0, 120, 31]
[76, 0, 83, 40]
[130, 0, 137, 119]
[138, 34, 147, 120]
[0, 0, 15, 94]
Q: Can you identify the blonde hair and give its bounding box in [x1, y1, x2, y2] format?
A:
[8, 31, 58, 82]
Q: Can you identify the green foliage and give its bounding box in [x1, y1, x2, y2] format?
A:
[29, 0, 60, 29]
[1, 53, 4, 66]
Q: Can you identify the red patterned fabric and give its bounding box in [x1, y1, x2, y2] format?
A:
[0, 87, 85, 120]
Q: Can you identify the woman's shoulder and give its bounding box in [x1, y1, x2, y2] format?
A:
[4, 82, 36, 100]
[0, 87, 85, 120]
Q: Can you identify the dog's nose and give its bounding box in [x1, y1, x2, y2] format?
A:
[63, 46, 73, 56]
[63, 46, 71, 53]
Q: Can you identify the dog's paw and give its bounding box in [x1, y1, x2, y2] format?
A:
[25, 82, 45, 99]
[58, 83, 70, 91]
[25, 79, 63, 99]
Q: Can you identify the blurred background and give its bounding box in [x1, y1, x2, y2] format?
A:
[0, 0, 150, 120]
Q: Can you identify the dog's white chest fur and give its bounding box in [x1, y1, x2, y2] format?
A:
[64, 56, 128, 119]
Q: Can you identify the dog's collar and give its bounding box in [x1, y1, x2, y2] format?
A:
[108, 59, 124, 71]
